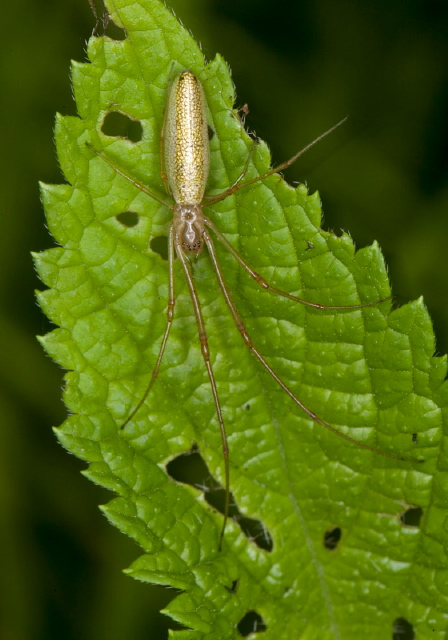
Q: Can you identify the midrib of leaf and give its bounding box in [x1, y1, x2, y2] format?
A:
[33, 0, 448, 638]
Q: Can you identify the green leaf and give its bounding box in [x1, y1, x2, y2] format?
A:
[34, 0, 448, 638]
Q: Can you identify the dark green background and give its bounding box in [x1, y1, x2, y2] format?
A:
[2, 0, 447, 638]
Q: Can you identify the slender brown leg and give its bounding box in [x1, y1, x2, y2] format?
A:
[86, 143, 173, 209]
[204, 217, 389, 310]
[203, 228, 413, 462]
[203, 139, 258, 203]
[121, 224, 176, 429]
[175, 242, 230, 550]
[205, 118, 347, 206]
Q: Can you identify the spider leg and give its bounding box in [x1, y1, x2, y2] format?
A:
[205, 118, 347, 205]
[175, 241, 230, 549]
[121, 224, 176, 429]
[204, 217, 390, 310]
[203, 228, 412, 462]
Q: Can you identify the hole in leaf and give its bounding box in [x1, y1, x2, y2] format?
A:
[323, 526, 342, 550]
[208, 125, 215, 140]
[104, 18, 126, 40]
[237, 514, 273, 552]
[101, 112, 143, 142]
[166, 449, 273, 551]
[167, 446, 206, 486]
[392, 617, 415, 640]
[237, 611, 267, 636]
[116, 211, 139, 227]
[412, 433, 418, 443]
[225, 579, 239, 594]
[400, 506, 423, 528]
[87, 0, 126, 39]
[150, 235, 169, 260]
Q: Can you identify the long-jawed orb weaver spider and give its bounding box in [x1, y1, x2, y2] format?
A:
[88, 70, 414, 547]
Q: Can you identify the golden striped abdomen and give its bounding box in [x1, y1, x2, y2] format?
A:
[164, 71, 210, 205]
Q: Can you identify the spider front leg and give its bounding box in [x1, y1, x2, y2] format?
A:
[86, 143, 173, 209]
[203, 138, 258, 205]
[204, 118, 347, 206]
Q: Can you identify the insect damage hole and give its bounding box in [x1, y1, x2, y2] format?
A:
[400, 506, 423, 528]
[323, 526, 342, 550]
[103, 18, 126, 40]
[116, 211, 140, 227]
[166, 449, 273, 551]
[392, 617, 415, 640]
[87, 0, 126, 39]
[101, 112, 143, 142]
[150, 235, 169, 260]
[237, 611, 267, 636]
[236, 513, 273, 552]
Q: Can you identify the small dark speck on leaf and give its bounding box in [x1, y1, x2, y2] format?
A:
[324, 526, 342, 550]
[225, 579, 239, 594]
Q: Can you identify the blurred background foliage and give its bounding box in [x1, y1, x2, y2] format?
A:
[2, 0, 447, 638]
